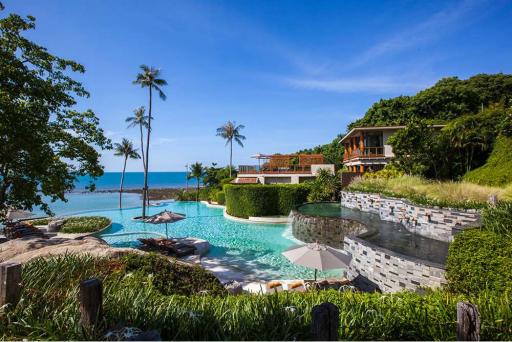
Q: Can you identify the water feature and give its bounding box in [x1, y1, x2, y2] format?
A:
[61, 197, 341, 281]
[293, 202, 449, 265]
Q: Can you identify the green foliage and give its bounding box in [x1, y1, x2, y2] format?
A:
[481, 201, 512, 237]
[464, 135, 512, 186]
[28, 216, 111, 233]
[202, 165, 233, 189]
[363, 164, 404, 179]
[3, 254, 512, 340]
[307, 169, 340, 202]
[350, 74, 512, 128]
[446, 229, 512, 295]
[176, 189, 210, 202]
[297, 134, 345, 170]
[216, 191, 225, 205]
[120, 253, 226, 296]
[224, 184, 310, 218]
[0, 12, 111, 218]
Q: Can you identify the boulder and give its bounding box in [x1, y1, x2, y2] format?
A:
[224, 280, 243, 295]
[48, 219, 65, 232]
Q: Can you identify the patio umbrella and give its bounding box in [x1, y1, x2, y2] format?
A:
[144, 210, 186, 238]
[282, 242, 352, 281]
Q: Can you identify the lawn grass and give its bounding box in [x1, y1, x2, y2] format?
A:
[2, 254, 512, 340]
[347, 175, 512, 209]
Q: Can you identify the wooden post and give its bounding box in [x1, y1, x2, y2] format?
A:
[79, 278, 102, 328]
[0, 262, 22, 307]
[457, 302, 480, 341]
[311, 302, 339, 341]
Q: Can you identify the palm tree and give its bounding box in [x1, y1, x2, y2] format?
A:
[114, 139, 140, 209]
[125, 106, 149, 171]
[188, 162, 204, 201]
[133, 65, 167, 218]
[216, 121, 246, 177]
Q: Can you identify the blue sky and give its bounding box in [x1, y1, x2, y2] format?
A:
[7, 0, 512, 171]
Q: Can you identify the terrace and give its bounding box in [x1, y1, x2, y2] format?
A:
[234, 153, 334, 184]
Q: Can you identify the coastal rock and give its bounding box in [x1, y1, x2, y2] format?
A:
[0, 236, 143, 264]
[47, 219, 65, 232]
[224, 280, 243, 294]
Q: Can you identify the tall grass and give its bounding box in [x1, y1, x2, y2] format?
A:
[348, 175, 512, 209]
[1, 254, 512, 340]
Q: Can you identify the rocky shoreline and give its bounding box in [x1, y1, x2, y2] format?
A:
[82, 187, 187, 200]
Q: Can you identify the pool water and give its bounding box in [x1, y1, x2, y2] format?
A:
[76, 200, 343, 280]
[296, 202, 449, 265]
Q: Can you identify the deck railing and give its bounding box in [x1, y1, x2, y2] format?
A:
[343, 146, 385, 161]
[238, 165, 313, 174]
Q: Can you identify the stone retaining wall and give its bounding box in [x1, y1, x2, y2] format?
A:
[344, 236, 446, 293]
[340, 191, 480, 242]
[290, 209, 368, 249]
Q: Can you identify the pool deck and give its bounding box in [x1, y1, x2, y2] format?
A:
[223, 210, 289, 224]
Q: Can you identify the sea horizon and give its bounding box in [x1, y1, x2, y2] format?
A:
[75, 171, 198, 191]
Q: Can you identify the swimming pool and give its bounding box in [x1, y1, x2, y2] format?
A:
[75, 200, 343, 281]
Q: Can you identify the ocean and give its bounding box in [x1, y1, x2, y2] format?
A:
[75, 172, 198, 191]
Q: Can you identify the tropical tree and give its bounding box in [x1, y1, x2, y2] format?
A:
[188, 162, 204, 201]
[125, 106, 148, 171]
[216, 121, 246, 177]
[133, 65, 167, 218]
[0, 10, 111, 218]
[114, 139, 140, 209]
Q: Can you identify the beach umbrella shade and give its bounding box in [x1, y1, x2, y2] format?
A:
[144, 210, 186, 238]
[5, 209, 34, 222]
[282, 242, 352, 281]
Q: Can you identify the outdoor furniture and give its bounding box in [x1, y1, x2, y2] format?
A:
[282, 242, 352, 281]
[3, 222, 46, 240]
[266, 281, 284, 293]
[137, 237, 196, 257]
[288, 280, 306, 292]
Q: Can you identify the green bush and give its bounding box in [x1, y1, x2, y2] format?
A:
[224, 184, 310, 218]
[216, 191, 225, 205]
[446, 229, 512, 294]
[3, 254, 512, 340]
[481, 201, 512, 237]
[464, 135, 512, 186]
[363, 164, 404, 179]
[29, 216, 111, 233]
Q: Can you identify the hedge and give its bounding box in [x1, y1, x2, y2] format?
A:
[216, 191, 225, 205]
[446, 229, 512, 294]
[224, 184, 310, 218]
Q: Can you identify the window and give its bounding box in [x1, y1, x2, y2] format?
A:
[364, 132, 383, 147]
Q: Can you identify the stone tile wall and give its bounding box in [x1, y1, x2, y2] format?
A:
[340, 191, 480, 242]
[344, 236, 446, 293]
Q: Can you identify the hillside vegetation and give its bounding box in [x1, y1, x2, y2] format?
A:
[463, 135, 512, 186]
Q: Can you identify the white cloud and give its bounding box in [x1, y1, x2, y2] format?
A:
[285, 76, 431, 94]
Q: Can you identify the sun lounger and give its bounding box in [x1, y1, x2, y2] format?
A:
[287, 280, 306, 292]
[266, 281, 284, 293]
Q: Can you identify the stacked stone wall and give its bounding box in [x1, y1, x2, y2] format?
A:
[340, 191, 480, 242]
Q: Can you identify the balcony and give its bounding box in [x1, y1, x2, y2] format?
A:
[343, 146, 385, 161]
[238, 165, 313, 175]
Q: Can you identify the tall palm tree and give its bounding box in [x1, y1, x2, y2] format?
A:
[126, 106, 150, 207]
[216, 121, 246, 177]
[188, 162, 204, 201]
[114, 139, 140, 209]
[133, 65, 167, 218]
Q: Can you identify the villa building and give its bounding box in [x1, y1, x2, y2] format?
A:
[233, 153, 335, 185]
[340, 125, 445, 185]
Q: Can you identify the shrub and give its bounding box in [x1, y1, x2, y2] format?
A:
[224, 184, 310, 218]
[307, 169, 340, 202]
[4, 254, 512, 340]
[216, 191, 225, 205]
[347, 175, 510, 209]
[29, 216, 111, 233]
[464, 135, 512, 187]
[446, 229, 512, 294]
[481, 201, 512, 237]
[363, 164, 404, 179]
[176, 189, 210, 202]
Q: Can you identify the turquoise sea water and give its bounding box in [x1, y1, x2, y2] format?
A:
[76, 172, 197, 190]
[57, 194, 341, 280]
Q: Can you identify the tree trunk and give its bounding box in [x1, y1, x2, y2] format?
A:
[196, 178, 199, 201]
[229, 139, 233, 177]
[119, 156, 127, 209]
[139, 123, 146, 171]
[142, 87, 152, 218]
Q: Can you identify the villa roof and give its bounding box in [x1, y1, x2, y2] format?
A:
[339, 124, 446, 143]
